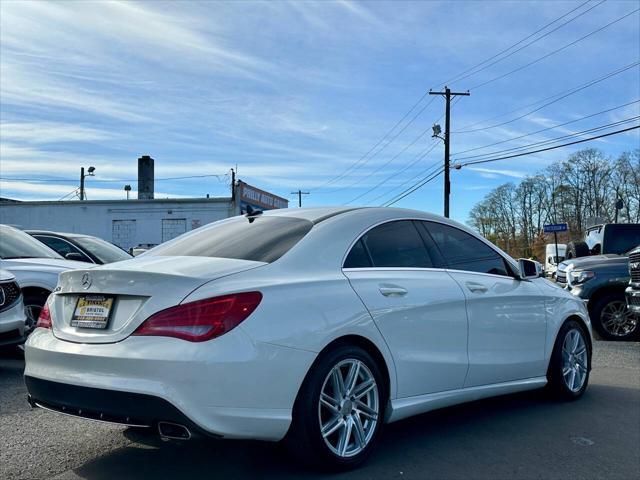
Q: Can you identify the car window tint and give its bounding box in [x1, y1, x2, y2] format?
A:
[36, 236, 84, 259]
[424, 222, 510, 276]
[361, 221, 433, 268]
[0, 226, 61, 259]
[344, 239, 372, 268]
[148, 216, 313, 263]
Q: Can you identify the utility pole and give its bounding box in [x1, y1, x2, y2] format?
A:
[79, 166, 95, 201]
[80, 167, 85, 201]
[291, 189, 309, 208]
[429, 87, 470, 218]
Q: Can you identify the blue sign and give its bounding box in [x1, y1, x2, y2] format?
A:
[544, 223, 568, 233]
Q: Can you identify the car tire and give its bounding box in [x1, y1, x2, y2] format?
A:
[23, 291, 50, 335]
[590, 293, 639, 341]
[547, 320, 591, 400]
[285, 344, 387, 471]
[566, 241, 590, 259]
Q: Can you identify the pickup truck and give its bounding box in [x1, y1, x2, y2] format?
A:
[557, 251, 638, 341]
[625, 246, 640, 314]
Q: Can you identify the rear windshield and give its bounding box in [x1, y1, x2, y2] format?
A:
[74, 236, 132, 263]
[148, 215, 313, 263]
[603, 224, 640, 255]
[0, 225, 62, 259]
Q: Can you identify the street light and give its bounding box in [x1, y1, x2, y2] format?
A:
[432, 124, 443, 141]
[79, 166, 96, 201]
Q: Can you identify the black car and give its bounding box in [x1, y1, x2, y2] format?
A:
[27, 231, 132, 265]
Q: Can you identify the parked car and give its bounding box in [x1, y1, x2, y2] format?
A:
[565, 223, 640, 259]
[25, 207, 592, 470]
[625, 246, 640, 315]
[27, 230, 132, 264]
[0, 225, 90, 334]
[0, 269, 26, 348]
[556, 248, 639, 341]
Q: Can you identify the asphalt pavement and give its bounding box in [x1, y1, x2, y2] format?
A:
[1, 340, 638, 480]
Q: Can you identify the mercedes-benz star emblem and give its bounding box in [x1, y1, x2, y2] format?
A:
[81, 272, 92, 289]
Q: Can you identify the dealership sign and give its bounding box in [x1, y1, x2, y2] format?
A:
[543, 223, 568, 233]
[238, 181, 288, 211]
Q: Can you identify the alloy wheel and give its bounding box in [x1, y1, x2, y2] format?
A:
[562, 329, 588, 392]
[600, 300, 638, 337]
[318, 359, 379, 458]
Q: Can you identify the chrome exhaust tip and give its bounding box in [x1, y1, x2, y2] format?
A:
[158, 421, 191, 440]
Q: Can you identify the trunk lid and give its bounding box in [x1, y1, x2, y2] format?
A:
[51, 256, 266, 343]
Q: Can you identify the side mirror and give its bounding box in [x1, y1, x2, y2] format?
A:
[518, 259, 539, 280]
[65, 252, 88, 262]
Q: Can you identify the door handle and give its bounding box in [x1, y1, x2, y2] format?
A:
[379, 286, 408, 297]
[465, 282, 488, 293]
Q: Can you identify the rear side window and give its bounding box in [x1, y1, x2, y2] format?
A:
[344, 239, 372, 268]
[423, 222, 510, 277]
[344, 220, 434, 268]
[148, 216, 313, 263]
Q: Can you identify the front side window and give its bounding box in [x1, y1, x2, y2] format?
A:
[344, 220, 434, 268]
[423, 222, 510, 277]
[35, 236, 86, 260]
[148, 215, 313, 263]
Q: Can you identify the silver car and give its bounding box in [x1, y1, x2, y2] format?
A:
[0, 269, 26, 347]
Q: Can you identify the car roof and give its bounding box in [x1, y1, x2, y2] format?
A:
[26, 230, 88, 239]
[260, 206, 450, 224]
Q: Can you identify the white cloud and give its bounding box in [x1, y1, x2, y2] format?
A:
[467, 166, 527, 179]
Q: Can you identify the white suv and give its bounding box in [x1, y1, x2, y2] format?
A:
[0, 269, 26, 347]
[0, 225, 90, 334]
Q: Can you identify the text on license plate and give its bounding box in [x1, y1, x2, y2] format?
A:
[71, 295, 114, 329]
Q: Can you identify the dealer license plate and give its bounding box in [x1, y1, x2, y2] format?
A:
[71, 295, 114, 329]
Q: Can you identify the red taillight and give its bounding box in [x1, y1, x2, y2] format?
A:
[36, 302, 52, 329]
[132, 292, 262, 342]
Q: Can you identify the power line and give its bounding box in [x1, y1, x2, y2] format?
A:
[457, 124, 640, 168]
[347, 97, 474, 204]
[314, 93, 435, 190]
[445, 0, 603, 87]
[453, 117, 640, 162]
[468, 7, 640, 91]
[381, 124, 639, 207]
[312, 1, 607, 192]
[451, 99, 640, 157]
[453, 60, 639, 133]
[0, 173, 228, 183]
[345, 139, 440, 204]
[370, 159, 443, 206]
[383, 167, 445, 207]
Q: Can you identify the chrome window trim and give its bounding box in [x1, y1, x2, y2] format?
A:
[341, 217, 518, 275]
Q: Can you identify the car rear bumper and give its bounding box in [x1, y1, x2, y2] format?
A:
[24, 328, 316, 441]
[625, 286, 640, 313]
[25, 376, 212, 436]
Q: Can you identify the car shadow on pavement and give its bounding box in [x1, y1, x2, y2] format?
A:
[64, 387, 598, 480]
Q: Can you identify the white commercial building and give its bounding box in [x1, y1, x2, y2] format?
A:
[0, 157, 288, 251]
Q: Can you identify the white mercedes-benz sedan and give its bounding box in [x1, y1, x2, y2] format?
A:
[25, 207, 592, 470]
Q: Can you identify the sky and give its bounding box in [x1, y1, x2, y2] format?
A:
[1, 0, 639, 224]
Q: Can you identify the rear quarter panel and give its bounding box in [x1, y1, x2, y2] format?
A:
[181, 267, 399, 400]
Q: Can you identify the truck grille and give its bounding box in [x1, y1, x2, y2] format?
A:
[0, 281, 21, 312]
[629, 251, 640, 284]
[629, 295, 640, 307]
